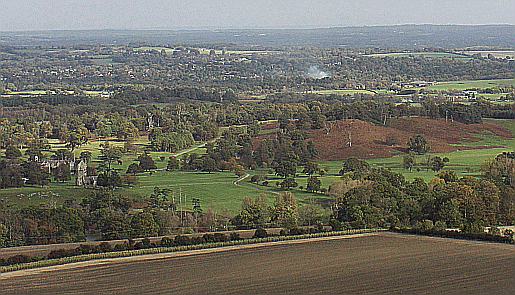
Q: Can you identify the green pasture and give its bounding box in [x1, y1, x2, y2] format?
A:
[82, 90, 111, 97]
[317, 146, 510, 184]
[423, 79, 515, 91]
[91, 58, 114, 66]
[134, 47, 179, 54]
[197, 48, 272, 55]
[247, 94, 267, 100]
[239, 172, 337, 205]
[319, 118, 515, 182]
[311, 89, 377, 96]
[1, 90, 110, 98]
[133, 46, 272, 56]
[459, 50, 515, 59]
[0, 136, 251, 215]
[477, 93, 507, 101]
[120, 170, 279, 215]
[0, 183, 92, 208]
[1, 90, 54, 97]
[364, 52, 470, 60]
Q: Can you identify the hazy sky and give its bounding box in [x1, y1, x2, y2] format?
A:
[1, 1, 514, 31]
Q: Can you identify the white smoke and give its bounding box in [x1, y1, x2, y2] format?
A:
[307, 65, 330, 79]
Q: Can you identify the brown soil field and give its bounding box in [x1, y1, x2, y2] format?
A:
[2, 232, 515, 294]
[310, 117, 514, 161]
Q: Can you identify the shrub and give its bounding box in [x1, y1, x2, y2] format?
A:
[77, 244, 95, 255]
[160, 236, 174, 247]
[253, 228, 268, 238]
[316, 222, 325, 232]
[434, 221, 447, 231]
[288, 227, 307, 235]
[329, 219, 343, 231]
[191, 236, 204, 245]
[202, 234, 215, 243]
[213, 233, 228, 242]
[229, 232, 241, 241]
[142, 238, 151, 248]
[489, 226, 501, 235]
[174, 235, 191, 246]
[48, 249, 72, 259]
[98, 242, 112, 253]
[7, 254, 34, 265]
[114, 243, 128, 251]
[133, 242, 145, 250]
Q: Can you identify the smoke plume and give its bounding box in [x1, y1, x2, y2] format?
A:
[307, 65, 330, 79]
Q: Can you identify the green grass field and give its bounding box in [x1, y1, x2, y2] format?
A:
[116, 170, 280, 215]
[364, 52, 471, 60]
[133, 46, 273, 56]
[422, 79, 515, 91]
[311, 89, 377, 96]
[133, 47, 180, 54]
[1, 90, 111, 98]
[459, 50, 515, 59]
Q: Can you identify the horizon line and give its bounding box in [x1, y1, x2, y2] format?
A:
[1, 23, 514, 33]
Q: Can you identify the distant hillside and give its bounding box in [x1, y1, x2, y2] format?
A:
[1, 25, 514, 48]
[309, 117, 514, 161]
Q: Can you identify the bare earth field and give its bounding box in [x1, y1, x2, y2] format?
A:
[1, 232, 515, 294]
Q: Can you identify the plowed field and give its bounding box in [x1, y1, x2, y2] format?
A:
[2, 232, 515, 294]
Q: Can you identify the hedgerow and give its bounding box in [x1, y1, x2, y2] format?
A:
[0, 228, 383, 273]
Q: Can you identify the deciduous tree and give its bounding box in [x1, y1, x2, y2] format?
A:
[407, 135, 429, 155]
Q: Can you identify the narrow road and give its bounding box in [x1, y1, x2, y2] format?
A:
[140, 172, 284, 196]
[232, 173, 283, 196]
[172, 138, 214, 157]
[155, 137, 220, 171]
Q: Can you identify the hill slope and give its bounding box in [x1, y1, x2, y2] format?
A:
[311, 117, 514, 161]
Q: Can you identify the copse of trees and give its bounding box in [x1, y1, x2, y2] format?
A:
[232, 192, 300, 229]
[329, 152, 515, 232]
[148, 128, 196, 153]
[407, 135, 429, 155]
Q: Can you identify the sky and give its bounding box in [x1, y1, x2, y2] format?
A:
[1, 0, 514, 31]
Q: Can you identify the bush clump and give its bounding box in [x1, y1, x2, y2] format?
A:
[252, 228, 268, 238]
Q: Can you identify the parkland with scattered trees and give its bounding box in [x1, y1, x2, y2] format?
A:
[1, 41, 515, 251]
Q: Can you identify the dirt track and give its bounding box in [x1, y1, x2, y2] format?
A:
[2, 232, 515, 294]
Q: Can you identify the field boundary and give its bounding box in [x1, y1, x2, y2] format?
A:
[0, 229, 384, 274]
